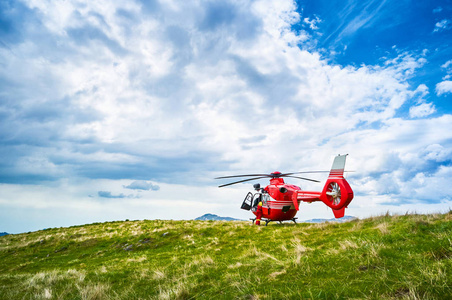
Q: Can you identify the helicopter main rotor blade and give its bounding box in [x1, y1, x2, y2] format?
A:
[284, 175, 320, 183]
[215, 174, 271, 179]
[218, 176, 269, 188]
[281, 170, 355, 176]
[215, 170, 354, 180]
[280, 171, 329, 176]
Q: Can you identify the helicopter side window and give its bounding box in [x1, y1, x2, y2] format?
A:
[262, 193, 269, 206]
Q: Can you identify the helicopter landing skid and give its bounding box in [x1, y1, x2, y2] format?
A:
[250, 217, 297, 226]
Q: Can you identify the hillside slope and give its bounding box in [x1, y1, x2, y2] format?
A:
[0, 213, 451, 299]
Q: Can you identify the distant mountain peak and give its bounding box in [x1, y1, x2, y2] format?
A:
[195, 214, 241, 221]
[0, 232, 9, 237]
[303, 215, 357, 223]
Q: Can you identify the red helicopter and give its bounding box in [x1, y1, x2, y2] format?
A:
[216, 154, 354, 225]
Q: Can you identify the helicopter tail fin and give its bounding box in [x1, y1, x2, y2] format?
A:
[319, 154, 354, 218]
[332, 207, 346, 218]
[329, 154, 347, 178]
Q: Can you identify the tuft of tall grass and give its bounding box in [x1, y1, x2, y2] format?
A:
[77, 283, 111, 300]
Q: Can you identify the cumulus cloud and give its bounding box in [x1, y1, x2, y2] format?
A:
[1, 0, 452, 233]
[409, 102, 436, 118]
[0, 1, 445, 186]
[436, 80, 452, 95]
[303, 16, 321, 30]
[442, 60, 452, 70]
[422, 144, 452, 162]
[124, 181, 160, 191]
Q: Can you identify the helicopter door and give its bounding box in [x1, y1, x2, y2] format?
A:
[262, 193, 270, 216]
[241, 192, 253, 211]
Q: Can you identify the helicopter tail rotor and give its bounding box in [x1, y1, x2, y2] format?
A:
[319, 155, 354, 215]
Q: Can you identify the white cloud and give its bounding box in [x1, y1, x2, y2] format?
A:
[433, 19, 451, 32]
[409, 102, 436, 118]
[442, 60, 452, 69]
[303, 16, 321, 30]
[436, 80, 452, 95]
[422, 144, 452, 162]
[1, 0, 452, 232]
[124, 181, 160, 191]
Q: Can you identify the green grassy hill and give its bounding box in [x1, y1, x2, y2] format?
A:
[1, 212, 451, 299]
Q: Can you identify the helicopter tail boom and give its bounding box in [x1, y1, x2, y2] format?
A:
[294, 154, 354, 218]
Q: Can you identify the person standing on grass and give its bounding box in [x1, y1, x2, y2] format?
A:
[255, 201, 263, 225]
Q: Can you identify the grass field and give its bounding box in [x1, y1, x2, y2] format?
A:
[1, 212, 451, 299]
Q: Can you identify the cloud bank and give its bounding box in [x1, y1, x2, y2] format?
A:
[0, 0, 451, 232]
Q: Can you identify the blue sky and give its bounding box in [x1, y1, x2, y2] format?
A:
[297, 0, 452, 116]
[1, 0, 451, 233]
